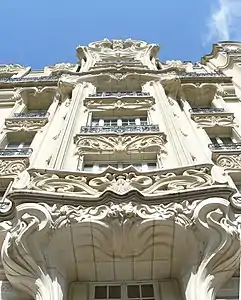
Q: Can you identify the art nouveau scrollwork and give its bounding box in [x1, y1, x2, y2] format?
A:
[0, 158, 29, 177]
[0, 64, 25, 77]
[5, 118, 48, 132]
[192, 114, 235, 128]
[44, 63, 77, 76]
[185, 198, 240, 300]
[84, 97, 155, 112]
[215, 154, 241, 169]
[74, 133, 167, 156]
[20, 165, 222, 198]
[1, 196, 240, 300]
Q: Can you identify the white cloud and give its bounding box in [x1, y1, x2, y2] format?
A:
[204, 0, 241, 45]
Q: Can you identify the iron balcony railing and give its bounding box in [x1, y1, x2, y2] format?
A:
[0, 76, 59, 83]
[208, 143, 241, 151]
[88, 91, 150, 98]
[179, 72, 226, 78]
[0, 148, 33, 157]
[80, 124, 159, 134]
[189, 108, 225, 114]
[12, 111, 49, 118]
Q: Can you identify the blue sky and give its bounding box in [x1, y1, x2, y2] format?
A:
[0, 0, 240, 69]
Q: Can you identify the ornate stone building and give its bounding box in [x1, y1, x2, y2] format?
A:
[0, 39, 241, 300]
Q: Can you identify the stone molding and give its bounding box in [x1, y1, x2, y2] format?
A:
[44, 63, 77, 76]
[0, 158, 28, 177]
[0, 197, 240, 300]
[10, 164, 227, 199]
[191, 113, 235, 128]
[215, 154, 241, 169]
[5, 118, 48, 132]
[84, 97, 155, 112]
[74, 133, 167, 156]
[0, 64, 25, 77]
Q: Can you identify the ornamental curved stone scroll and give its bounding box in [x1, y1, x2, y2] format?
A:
[192, 114, 235, 128]
[74, 134, 167, 155]
[0, 159, 29, 177]
[27, 166, 217, 197]
[215, 154, 241, 169]
[1, 198, 240, 300]
[84, 97, 155, 112]
[5, 118, 49, 132]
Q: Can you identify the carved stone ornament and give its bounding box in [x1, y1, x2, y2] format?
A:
[180, 83, 218, 102]
[74, 133, 167, 156]
[192, 114, 235, 128]
[15, 165, 224, 199]
[0, 197, 240, 300]
[17, 86, 57, 105]
[44, 63, 77, 76]
[215, 154, 241, 169]
[5, 118, 48, 132]
[88, 38, 148, 51]
[0, 158, 28, 177]
[84, 97, 155, 111]
[221, 44, 241, 53]
[0, 64, 25, 77]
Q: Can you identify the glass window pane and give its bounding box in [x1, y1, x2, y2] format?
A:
[6, 141, 20, 148]
[127, 285, 140, 299]
[83, 164, 93, 171]
[220, 137, 233, 144]
[95, 286, 107, 299]
[141, 285, 154, 298]
[109, 286, 121, 299]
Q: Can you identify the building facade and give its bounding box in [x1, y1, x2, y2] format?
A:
[0, 39, 240, 300]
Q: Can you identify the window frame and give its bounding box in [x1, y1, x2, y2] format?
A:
[90, 281, 159, 300]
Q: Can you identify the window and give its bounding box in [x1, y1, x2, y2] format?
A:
[83, 162, 157, 172]
[92, 283, 156, 300]
[6, 141, 32, 149]
[91, 117, 148, 127]
[210, 137, 234, 146]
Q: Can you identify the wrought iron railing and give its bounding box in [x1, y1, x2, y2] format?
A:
[0, 76, 59, 83]
[80, 124, 159, 134]
[179, 72, 226, 78]
[189, 108, 225, 114]
[208, 143, 241, 151]
[0, 148, 33, 156]
[88, 91, 150, 98]
[12, 111, 49, 118]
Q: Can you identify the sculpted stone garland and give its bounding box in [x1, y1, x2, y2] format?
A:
[0, 159, 29, 176]
[192, 114, 235, 128]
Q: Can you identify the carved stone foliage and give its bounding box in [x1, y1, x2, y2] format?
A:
[27, 165, 217, 197]
[0, 197, 240, 300]
[74, 134, 166, 155]
[0, 64, 25, 77]
[0, 158, 28, 177]
[44, 63, 77, 76]
[84, 97, 155, 111]
[215, 154, 241, 169]
[5, 118, 48, 132]
[192, 114, 235, 128]
[88, 38, 148, 50]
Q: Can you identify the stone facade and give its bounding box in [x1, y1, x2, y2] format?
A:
[0, 39, 240, 300]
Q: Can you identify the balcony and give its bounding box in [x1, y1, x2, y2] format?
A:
[88, 91, 150, 98]
[0, 148, 33, 157]
[189, 108, 225, 114]
[80, 124, 159, 134]
[179, 72, 231, 83]
[190, 108, 234, 128]
[5, 112, 49, 131]
[208, 143, 241, 152]
[12, 111, 49, 118]
[0, 76, 59, 87]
